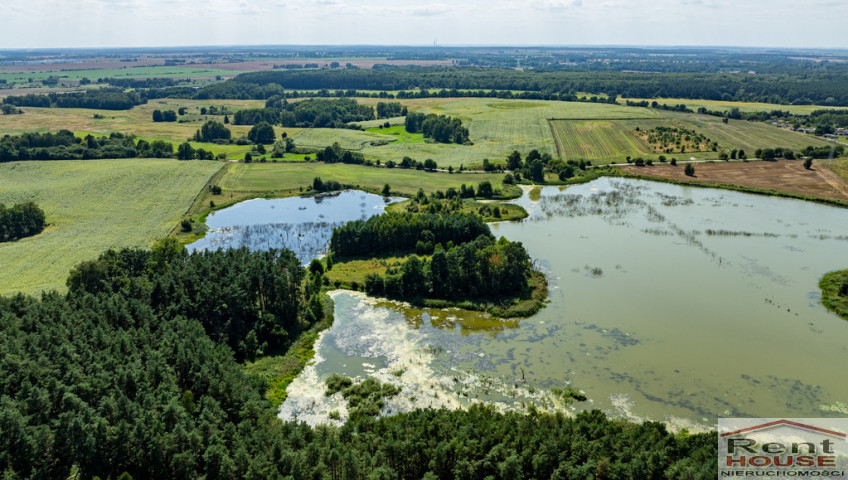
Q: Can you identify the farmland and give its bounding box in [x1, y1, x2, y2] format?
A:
[351, 98, 659, 168]
[0, 159, 220, 296]
[215, 162, 512, 199]
[549, 119, 660, 161]
[1, 95, 833, 168]
[620, 158, 848, 203]
[549, 110, 832, 164]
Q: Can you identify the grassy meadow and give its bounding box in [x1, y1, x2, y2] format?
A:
[216, 162, 510, 198]
[0, 159, 220, 296]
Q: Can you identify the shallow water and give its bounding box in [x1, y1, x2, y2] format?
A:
[280, 178, 848, 429]
[187, 190, 400, 263]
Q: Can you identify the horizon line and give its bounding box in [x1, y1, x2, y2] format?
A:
[2, 44, 848, 53]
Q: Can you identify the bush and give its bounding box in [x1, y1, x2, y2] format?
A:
[684, 163, 696, 176]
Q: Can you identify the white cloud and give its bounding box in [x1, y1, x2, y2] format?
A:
[529, 0, 583, 11]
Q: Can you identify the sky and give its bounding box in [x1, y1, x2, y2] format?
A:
[1, 0, 846, 49]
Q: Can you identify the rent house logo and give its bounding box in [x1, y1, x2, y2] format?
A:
[719, 418, 848, 478]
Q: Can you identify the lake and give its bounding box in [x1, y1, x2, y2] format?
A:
[279, 178, 848, 430]
[187, 190, 400, 262]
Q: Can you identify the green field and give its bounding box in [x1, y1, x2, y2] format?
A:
[0, 66, 239, 85]
[663, 110, 831, 151]
[217, 162, 510, 197]
[292, 128, 399, 150]
[549, 119, 660, 161]
[549, 110, 832, 164]
[364, 125, 425, 144]
[345, 98, 659, 168]
[0, 159, 220, 296]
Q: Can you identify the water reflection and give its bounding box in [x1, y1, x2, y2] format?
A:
[188, 190, 401, 263]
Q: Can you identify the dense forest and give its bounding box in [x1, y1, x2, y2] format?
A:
[330, 212, 491, 258]
[233, 97, 374, 128]
[364, 234, 532, 301]
[0, 202, 46, 242]
[0, 130, 176, 161]
[405, 112, 470, 144]
[0, 243, 316, 479]
[199, 67, 848, 105]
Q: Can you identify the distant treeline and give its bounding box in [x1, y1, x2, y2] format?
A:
[406, 112, 470, 144]
[101, 77, 189, 89]
[233, 97, 374, 128]
[0, 202, 45, 242]
[0, 130, 177, 161]
[331, 212, 490, 258]
[190, 79, 618, 104]
[192, 68, 848, 106]
[1, 88, 146, 110]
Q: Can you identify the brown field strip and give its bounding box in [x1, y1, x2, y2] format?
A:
[621, 159, 848, 203]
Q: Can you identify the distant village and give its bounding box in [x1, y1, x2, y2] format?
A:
[771, 121, 848, 139]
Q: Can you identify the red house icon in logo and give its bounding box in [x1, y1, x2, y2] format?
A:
[721, 420, 847, 439]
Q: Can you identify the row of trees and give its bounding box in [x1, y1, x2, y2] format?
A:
[405, 112, 471, 144]
[495, 149, 591, 183]
[364, 235, 531, 300]
[0, 202, 45, 242]
[331, 212, 490, 258]
[190, 79, 618, 105]
[2, 88, 145, 110]
[0, 130, 175, 161]
[385, 155, 439, 171]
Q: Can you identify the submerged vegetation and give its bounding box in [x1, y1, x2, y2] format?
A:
[325, 374, 402, 420]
